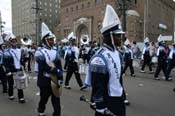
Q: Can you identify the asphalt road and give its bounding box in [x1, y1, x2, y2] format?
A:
[0, 66, 175, 116]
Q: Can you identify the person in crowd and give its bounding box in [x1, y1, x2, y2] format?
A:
[64, 32, 87, 90]
[122, 39, 136, 77]
[154, 39, 172, 81]
[87, 40, 100, 63]
[166, 43, 175, 79]
[0, 35, 7, 93]
[140, 37, 153, 73]
[85, 5, 126, 116]
[131, 41, 141, 59]
[3, 33, 26, 103]
[34, 22, 63, 116]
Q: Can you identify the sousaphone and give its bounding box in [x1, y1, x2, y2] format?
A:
[81, 35, 89, 45]
[49, 62, 62, 97]
[21, 37, 32, 46]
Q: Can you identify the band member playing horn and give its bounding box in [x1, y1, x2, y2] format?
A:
[34, 22, 63, 116]
[85, 5, 126, 116]
[21, 37, 32, 72]
[3, 33, 26, 103]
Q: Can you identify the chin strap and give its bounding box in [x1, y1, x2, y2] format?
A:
[45, 39, 52, 49]
[110, 31, 116, 50]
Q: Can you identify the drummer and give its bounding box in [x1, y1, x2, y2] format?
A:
[3, 33, 26, 103]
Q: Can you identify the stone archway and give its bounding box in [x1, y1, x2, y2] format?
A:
[74, 17, 92, 44]
[76, 24, 89, 43]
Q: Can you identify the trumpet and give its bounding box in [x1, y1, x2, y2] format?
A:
[80, 95, 116, 116]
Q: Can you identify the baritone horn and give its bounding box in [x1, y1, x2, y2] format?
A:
[80, 35, 89, 45]
[49, 62, 62, 97]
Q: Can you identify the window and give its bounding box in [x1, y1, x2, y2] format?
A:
[82, 4, 84, 9]
[87, 2, 90, 7]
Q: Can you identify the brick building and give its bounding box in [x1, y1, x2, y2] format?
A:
[59, 0, 175, 43]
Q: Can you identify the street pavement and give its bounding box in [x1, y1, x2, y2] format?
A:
[0, 65, 175, 116]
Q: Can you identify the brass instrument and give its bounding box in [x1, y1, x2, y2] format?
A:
[80, 35, 89, 45]
[21, 37, 32, 46]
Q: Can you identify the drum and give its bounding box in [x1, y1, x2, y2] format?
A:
[151, 56, 158, 63]
[14, 71, 28, 89]
[79, 63, 87, 74]
[133, 59, 140, 68]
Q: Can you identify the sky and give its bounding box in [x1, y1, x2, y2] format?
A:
[0, 0, 12, 33]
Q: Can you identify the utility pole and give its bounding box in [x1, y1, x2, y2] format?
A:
[121, 0, 127, 32]
[31, 0, 42, 45]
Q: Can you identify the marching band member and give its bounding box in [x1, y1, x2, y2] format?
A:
[122, 39, 135, 77]
[85, 5, 126, 116]
[154, 38, 172, 81]
[167, 43, 175, 78]
[34, 22, 63, 116]
[0, 35, 7, 93]
[3, 33, 26, 103]
[64, 32, 87, 90]
[140, 37, 153, 73]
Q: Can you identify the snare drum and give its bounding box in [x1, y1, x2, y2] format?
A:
[14, 71, 28, 89]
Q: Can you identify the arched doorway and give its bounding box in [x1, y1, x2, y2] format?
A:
[76, 24, 89, 44]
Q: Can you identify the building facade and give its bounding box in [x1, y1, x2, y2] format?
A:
[59, 0, 175, 43]
[0, 11, 2, 35]
[12, 0, 60, 44]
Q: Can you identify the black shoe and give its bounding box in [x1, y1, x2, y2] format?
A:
[19, 98, 26, 103]
[9, 96, 15, 100]
[173, 88, 175, 92]
[154, 77, 160, 80]
[38, 112, 45, 116]
[80, 85, 87, 90]
[124, 99, 130, 106]
[165, 78, 172, 81]
[64, 85, 71, 89]
[131, 74, 136, 77]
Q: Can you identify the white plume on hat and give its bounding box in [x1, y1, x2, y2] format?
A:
[101, 4, 124, 34]
[124, 39, 130, 45]
[157, 34, 162, 42]
[144, 37, 149, 43]
[41, 22, 55, 40]
[67, 32, 76, 41]
[4, 32, 16, 41]
[0, 36, 4, 45]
